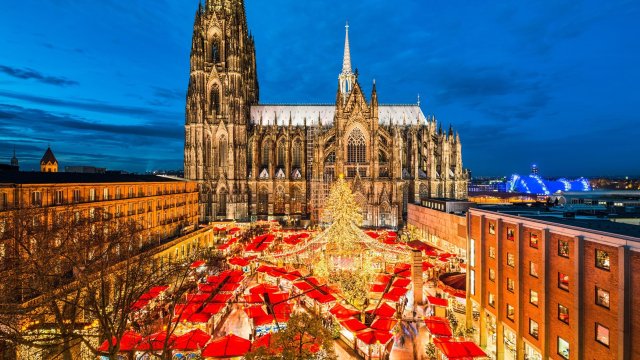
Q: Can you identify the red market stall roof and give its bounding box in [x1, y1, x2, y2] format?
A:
[136, 331, 177, 351]
[329, 303, 360, 319]
[201, 303, 225, 315]
[190, 260, 206, 268]
[252, 333, 273, 348]
[245, 305, 268, 318]
[375, 274, 392, 284]
[366, 302, 396, 318]
[228, 257, 251, 267]
[433, 338, 487, 359]
[249, 283, 279, 295]
[339, 318, 367, 333]
[365, 231, 380, 239]
[202, 334, 251, 358]
[174, 303, 200, 318]
[370, 318, 398, 332]
[422, 261, 435, 271]
[427, 296, 449, 307]
[356, 329, 394, 345]
[382, 287, 409, 302]
[228, 227, 241, 234]
[186, 293, 210, 303]
[253, 313, 290, 327]
[130, 300, 148, 311]
[393, 263, 411, 274]
[392, 278, 411, 288]
[369, 283, 387, 293]
[173, 329, 211, 351]
[220, 283, 241, 292]
[98, 331, 141, 353]
[244, 294, 265, 304]
[424, 317, 453, 337]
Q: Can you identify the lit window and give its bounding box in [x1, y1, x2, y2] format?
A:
[558, 304, 569, 324]
[54, 190, 64, 205]
[347, 128, 366, 163]
[73, 189, 81, 203]
[89, 188, 96, 201]
[507, 278, 515, 293]
[530, 261, 539, 278]
[103, 188, 109, 200]
[558, 337, 570, 359]
[507, 253, 515, 267]
[507, 228, 514, 241]
[529, 319, 539, 339]
[596, 287, 610, 309]
[507, 304, 515, 321]
[558, 273, 569, 291]
[530, 290, 538, 306]
[558, 240, 569, 258]
[595, 249, 610, 271]
[595, 323, 610, 347]
[489, 223, 495, 235]
[489, 268, 496, 282]
[31, 191, 42, 206]
[470, 270, 475, 295]
[470, 239, 475, 267]
[530, 233, 539, 248]
[489, 246, 496, 259]
[488, 293, 495, 308]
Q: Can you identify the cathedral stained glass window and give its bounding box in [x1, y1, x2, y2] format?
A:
[218, 136, 227, 167]
[261, 141, 271, 168]
[292, 140, 302, 168]
[347, 128, 366, 163]
[277, 140, 286, 168]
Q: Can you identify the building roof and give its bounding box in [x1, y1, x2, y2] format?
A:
[476, 205, 640, 239]
[0, 172, 185, 185]
[40, 147, 57, 164]
[250, 104, 427, 126]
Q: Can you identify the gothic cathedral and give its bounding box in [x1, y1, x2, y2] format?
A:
[184, 0, 469, 227]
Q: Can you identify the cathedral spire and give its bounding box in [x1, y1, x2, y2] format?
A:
[342, 22, 352, 75]
[338, 22, 356, 96]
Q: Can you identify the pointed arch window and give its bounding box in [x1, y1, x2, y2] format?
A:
[217, 189, 227, 217]
[347, 128, 366, 163]
[218, 136, 227, 167]
[292, 140, 302, 168]
[325, 152, 336, 164]
[291, 186, 302, 214]
[210, 85, 220, 115]
[261, 140, 271, 168]
[258, 188, 269, 215]
[274, 187, 285, 214]
[277, 139, 286, 168]
[211, 38, 220, 63]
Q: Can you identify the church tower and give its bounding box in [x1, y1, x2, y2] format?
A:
[184, 0, 258, 221]
[40, 146, 58, 173]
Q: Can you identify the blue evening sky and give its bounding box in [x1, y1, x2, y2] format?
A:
[0, 0, 638, 177]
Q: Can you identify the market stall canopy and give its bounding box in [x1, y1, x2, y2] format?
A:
[427, 296, 449, 307]
[172, 329, 211, 351]
[433, 338, 487, 359]
[356, 329, 394, 345]
[98, 331, 142, 353]
[202, 334, 251, 358]
[365, 302, 396, 318]
[136, 331, 177, 351]
[339, 318, 367, 333]
[370, 318, 398, 332]
[424, 317, 453, 337]
[329, 303, 360, 319]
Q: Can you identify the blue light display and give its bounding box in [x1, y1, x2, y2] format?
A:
[507, 174, 591, 195]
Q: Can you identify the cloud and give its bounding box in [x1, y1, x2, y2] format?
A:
[0, 90, 179, 118]
[147, 86, 185, 106]
[0, 65, 79, 86]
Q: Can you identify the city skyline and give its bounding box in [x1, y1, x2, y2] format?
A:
[0, 0, 638, 177]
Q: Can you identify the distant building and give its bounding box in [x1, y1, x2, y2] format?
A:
[39, 146, 58, 173]
[10, 147, 18, 168]
[507, 174, 591, 195]
[65, 166, 107, 174]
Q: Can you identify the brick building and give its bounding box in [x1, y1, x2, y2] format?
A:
[408, 203, 640, 360]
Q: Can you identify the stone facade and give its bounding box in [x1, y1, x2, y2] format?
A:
[184, 0, 469, 226]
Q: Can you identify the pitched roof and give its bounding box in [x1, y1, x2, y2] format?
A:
[40, 147, 57, 164]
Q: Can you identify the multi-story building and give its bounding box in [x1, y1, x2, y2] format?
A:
[183, 0, 469, 226]
[407, 203, 640, 360]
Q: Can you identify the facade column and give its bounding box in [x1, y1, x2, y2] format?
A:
[515, 222, 524, 360]
[573, 235, 584, 360]
[495, 218, 504, 360]
[617, 245, 630, 360]
[541, 228, 550, 360]
[411, 249, 423, 306]
[477, 215, 487, 348]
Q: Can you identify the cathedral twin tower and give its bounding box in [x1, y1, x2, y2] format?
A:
[184, 0, 469, 227]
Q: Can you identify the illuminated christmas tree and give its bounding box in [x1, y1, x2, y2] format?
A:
[323, 174, 364, 254]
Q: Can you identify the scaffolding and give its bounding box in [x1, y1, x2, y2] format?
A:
[306, 125, 332, 224]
